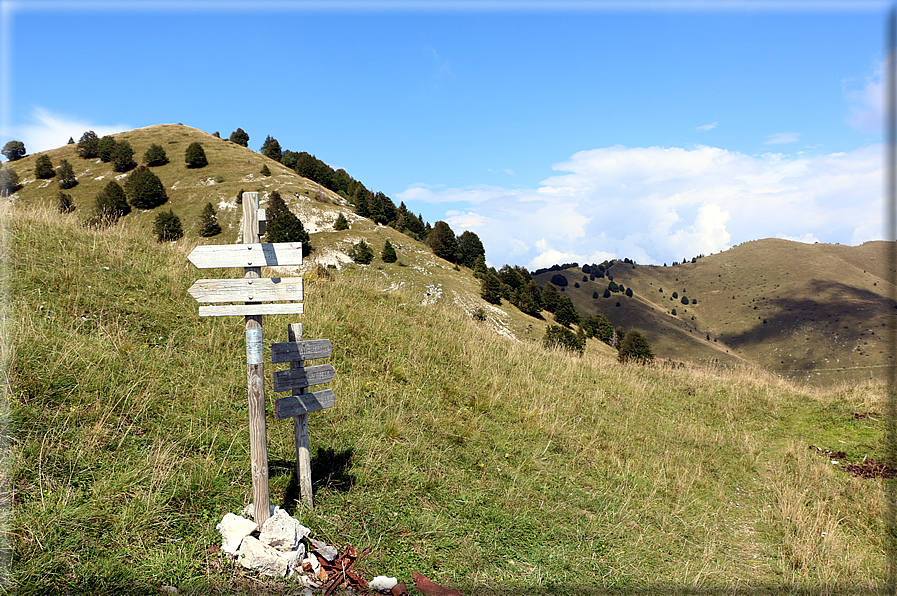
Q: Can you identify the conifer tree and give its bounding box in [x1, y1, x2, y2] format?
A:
[480, 271, 503, 305]
[553, 296, 580, 328]
[111, 140, 136, 172]
[266, 210, 310, 253]
[2, 140, 25, 161]
[266, 190, 288, 220]
[457, 230, 485, 269]
[429, 221, 458, 263]
[334, 212, 349, 230]
[349, 240, 374, 264]
[260, 136, 283, 162]
[229, 128, 249, 147]
[0, 164, 21, 195]
[197, 202, 221, 237]
[34, 154, 55, 179]
[124, 165, 167, 209]
[542, 325, 585, 355]
[381, 239, 398, 263]
[91, 180, 130, 224]
[153, 209, 183, 241]
[77, 131, 99, 158]
[97, 136, 116, 162]
[185, 142, 208, 168]
[57, 159, 77, 189]
[57, 191, 75, 214]
[143, 143, 169, 167]
[617, 330, 654, 364]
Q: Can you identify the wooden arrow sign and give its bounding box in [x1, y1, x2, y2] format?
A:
[198, 303, 305, 317]
[271, 339, 333, 363]
[189, 277, 304, 303]
[275, 389, 336, 419]
[187, 243, 303, 269]
[273, 364, 336, 393]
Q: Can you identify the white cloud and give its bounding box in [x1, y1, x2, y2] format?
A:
[844, 62, 882, 133]
[777, 232, 820, 244]
[7, 107, 131, 154]
[398, 143, 883, 269]
[764, 132, 800, 145]
[695, 122, 717, 131]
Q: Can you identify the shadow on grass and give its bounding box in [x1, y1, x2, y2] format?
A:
[275, 447, 355, 514]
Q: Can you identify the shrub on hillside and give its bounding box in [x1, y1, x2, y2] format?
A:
[97, 136, 117, 162]
[2, 140, 25, 161]
[349, 240, 374, 264]
[34, 154, 55, 179]
[124, 166, 167, 209]
[57, 159, 77, 189]
[260, 136, 282, 162]
[542, 325, 585, 355]
[57, 191, 75, 214]
[153, 209, 183, 241]
[229, 128, 249, 147]
[550, 273, 568, 287]
[111, 141, 136, 173]
[0, 164, 21, 195]
[197, 202, 221, 237]
[185, 142, 208, 168]
[617, 330, 654, 364]
[334, 212, 349, 230]
[260, 164, 271, 177]
[266, 190, 288, 220]
[143, 143, 169, 167]
[382, 239, 397, 263]
[89, 180, 130, 226]
[77, 131, 99, 159]
[266, 210, 310, 252]
[481, 271, 503, 305]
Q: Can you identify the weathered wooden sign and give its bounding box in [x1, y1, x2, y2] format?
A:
[271, 323, 338, 509]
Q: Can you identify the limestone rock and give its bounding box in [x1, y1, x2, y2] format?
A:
[369, 575, 399, 593]
[237, 535, 288, 577]
[258, 508, 310, 552]
[216, 513, 258, 555]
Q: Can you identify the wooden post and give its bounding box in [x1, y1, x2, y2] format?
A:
[243, 192, 270, 527]
[288, 323, 314, 509]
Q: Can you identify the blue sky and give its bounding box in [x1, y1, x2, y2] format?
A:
[0, 1, 889, 268]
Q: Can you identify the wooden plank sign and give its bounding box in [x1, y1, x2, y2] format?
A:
[189, 277, 304, 303]
[273, 363, 336, 393]
[187, 242, 303, 269]
[271, 339, 333, 363]
[275, 389, 337, 419]
[198, 303, 305, 317]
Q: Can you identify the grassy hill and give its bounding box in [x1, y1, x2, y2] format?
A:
[534, 239, 895, 387]
[3, 197, 890, 594]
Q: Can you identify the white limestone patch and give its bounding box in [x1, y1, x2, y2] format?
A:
[94, 175, 105, 181]
[115, 173, 128, 181]
[452, 290, 517, 341]
[421, 283, 443, 306]
[198, 177, 216, 186]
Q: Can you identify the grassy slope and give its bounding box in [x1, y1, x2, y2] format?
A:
[535, 239, 895, 386]
[4, 203, 888, 594]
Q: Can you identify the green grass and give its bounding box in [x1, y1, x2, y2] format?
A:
[4, 203, 891, 594]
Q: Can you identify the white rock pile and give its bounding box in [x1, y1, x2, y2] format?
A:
[216, 505, 332, 590]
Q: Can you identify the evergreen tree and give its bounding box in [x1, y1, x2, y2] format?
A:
[603, 288, 611, 298]
[553, 296, 580, 328]
[334, 212, 349, 230]
[429, 221, 458, 263]
[111, 140, 136, 172]
[2, 140, 25, 161]
[349, 240, 374, 264]
[34, 154, 55, 179]
[542, 325, 585, 355]
[381, 239, 398, 263]
[57, 159, 77, 189]
[480, 271, 503, 305]
[266, 190, 288, 220]
[260, 164, 271, 176]
[97, 135, 116, 162]
[143, 143, 169, 166]
[229, 128, 249, 147]
[197, 202, 221, 237]
[626, 287, 634, 298]
[123, 165, 167, 209]
[153, 209, 183, 241]
[92, 180, 130, 224]
[57, 191, 75, 214]
[550, 273, 568, 287]
[185, 142, 208, 168]
[77, 131, 99, 158]
[67, 137, 75, 145]
[0, 164, 21, 195]
[260, 135, 283, 162]
[582, 313, 613, 343]
[542, 283, 561, 313]
[473, 255, 488, 279]
[266, 210, 310, 253]
[617, 330, 654, 364]
[457, 230, 485, 269]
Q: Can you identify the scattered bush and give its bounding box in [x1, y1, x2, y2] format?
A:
[381, 239, 398, 263]
[550, 273, 568, 287]
[625, 287, 633, 297]
[153, 209, 183, 241]
[542, 325, 585, 355]
[143, 143, 169, 167]
[124, 165, 167, 209]
[197, 202, 221, 237]
[34, 154, 55, 179]
[349, 240, 374, 264]
[618, 329, 654, 364]
[229, 128, 249, 147]
[185, 142, 208, 168]
[260, 164, 271, 176]
[57, 159, 77, 189]
[0, 164, 21, 195]
[334, 213, 349, 230]
[681, 295, 689, 305]
[2, 140, 26, 161]
[260, 136, 282, 162]
[97, 136, 117, 162]
[56, 191, 75, 214]
[111, 140, 136, 172]
[472, 307, 487, 322]
[77, 131, 99, 159]
[89, 180, 130, 226]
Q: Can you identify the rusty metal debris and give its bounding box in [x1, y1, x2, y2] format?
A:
[412, 572, 464, 596]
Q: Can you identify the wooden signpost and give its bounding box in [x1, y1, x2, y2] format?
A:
[186, 192, 335, 525]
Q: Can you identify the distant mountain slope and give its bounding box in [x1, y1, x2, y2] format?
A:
[535, 238, 895, 385]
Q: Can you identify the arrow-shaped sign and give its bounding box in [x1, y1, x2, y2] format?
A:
[273, 363, 336, 393]
[275, 389, 336, 419]
[271, 339, 333, 363]
[188, 243, 303, 269]
[188, 277, 304, 303]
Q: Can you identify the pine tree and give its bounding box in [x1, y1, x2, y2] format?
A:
[77, 131, 99, 158]
[480, 271, 503, 305]
[2, 140, 26, 161]
[542, 283, 561, 313]
[34, 154, 55, 179]
[334, 212, 349, 230]
[542, 325, 585, 355]
[553, 296, 580, 328]
[260, 164, 271, 176]
[57, 159, 77, 189]
[266, 190, 288, 220]
[0, 164, 21, 195]
[229, 128, 249, 147]
[197, 202, 221, 237]
[143, 143, 169, 166]
[617, 330, 654, 364]
[185, 142, 208, 168]
[67, 137, 75, 145]
[429, 221, 458, 263]
[457, 230, 485, 269]
[111, 140, 136, 172]
[349, 240, 374, 264]
[124, 165, 167, 209]
[381, 239, 398, 263]
[91, 180, 130, 224]
[260, 136, 283, 162]
[57, 191, 75, 214]
[266, 211, 310, 253]
[97, 136, 116, 162]
[153, 209, 183, 241]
